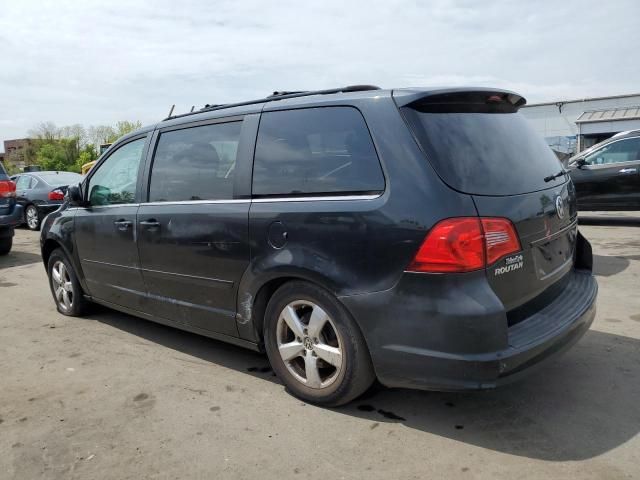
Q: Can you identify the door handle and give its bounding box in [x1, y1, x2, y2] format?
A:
[113, 219, 133, 231]
[140, 219, 160, 229]
[619, 168, 637, 174]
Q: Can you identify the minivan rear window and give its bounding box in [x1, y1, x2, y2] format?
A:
[252, 107, 384, 196]
[402, 104, 566, 196]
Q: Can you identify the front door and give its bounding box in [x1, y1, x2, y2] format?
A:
[571, 136, 640, 210]
[75, 136, 148, 310]
[136, 119, 251, 336]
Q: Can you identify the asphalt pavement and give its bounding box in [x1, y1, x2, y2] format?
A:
[1, 217, 639, 479]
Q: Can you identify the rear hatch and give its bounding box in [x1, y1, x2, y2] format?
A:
[397, 89, 577, 313]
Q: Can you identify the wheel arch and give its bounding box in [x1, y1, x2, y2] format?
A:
[42, 238, 66, 269]
[237, 269, 368, 350]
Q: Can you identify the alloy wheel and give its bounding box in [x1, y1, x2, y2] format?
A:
[26, 206, 39, 229]
[51, 260, 74, 312]
[276, 300, 343, 389]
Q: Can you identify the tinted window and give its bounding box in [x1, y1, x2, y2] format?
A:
[252, 107, 384, 196]
[583, 137, 640, 165]
[88, 138, 145, 206]
[402, 108, 565, 195]
[149, 122, 241, 202]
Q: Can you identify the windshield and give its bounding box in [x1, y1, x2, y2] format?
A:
[402, 108, 566, 195]
[39, 172, 83, 187]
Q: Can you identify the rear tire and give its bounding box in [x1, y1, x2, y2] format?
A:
[264, 281, 375, 407]
[47, 249, 89, 316]
[0, 237, 12, 255]
[25, 205, 41, 231]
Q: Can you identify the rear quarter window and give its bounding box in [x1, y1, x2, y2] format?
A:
[252, 107, 385, 196]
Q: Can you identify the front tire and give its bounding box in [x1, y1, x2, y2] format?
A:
[264, 281, 375, 407]
[25, 205, 41, 231]
[47, 249, 88, 316]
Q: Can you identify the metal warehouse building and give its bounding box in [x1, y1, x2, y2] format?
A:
[520, 92, 640, 158]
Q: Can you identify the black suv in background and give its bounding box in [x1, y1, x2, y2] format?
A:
[41, 86, 597, 406]
[568, 129, 640, 210]
[0, 162, 22, 255]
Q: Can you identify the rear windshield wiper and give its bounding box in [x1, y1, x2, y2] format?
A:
[544, 170, 567, 183]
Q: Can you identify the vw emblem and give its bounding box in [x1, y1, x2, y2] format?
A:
[556, 196, 565, 219]
[303, 337, 314, 350]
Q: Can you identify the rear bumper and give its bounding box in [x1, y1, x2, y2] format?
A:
[0, 204, 24, 235]
[340, 269, 597, 391]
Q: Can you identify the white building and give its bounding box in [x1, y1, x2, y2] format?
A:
[520, 93, 640, 156]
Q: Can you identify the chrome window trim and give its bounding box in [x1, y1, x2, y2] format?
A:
[69, 203, 141, 210]
[251, 194, 381, 203]
[70, 193, 382, 210]
[141, 199, 250, 206]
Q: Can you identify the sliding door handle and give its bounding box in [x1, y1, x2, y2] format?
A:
[140, 219, 160, 229]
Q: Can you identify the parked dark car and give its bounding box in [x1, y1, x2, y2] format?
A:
[568, 129, 640, 210]
[40, 86, 597, 406]
[0, 162, 22, 255]
[13, 171, 83, 230]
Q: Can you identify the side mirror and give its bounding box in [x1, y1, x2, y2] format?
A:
[66, 185, 83, 205]
[576, 158, 587, 169]
[89, 185, 111, 206]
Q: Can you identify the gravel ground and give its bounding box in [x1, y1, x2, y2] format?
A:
[1, 215, 639, 480]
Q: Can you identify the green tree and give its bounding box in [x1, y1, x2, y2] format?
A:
[27, 119, 141, 172]
[74, 144, 98, 172]
[36, 142, 69, 171]
[110, 120, 143, 142]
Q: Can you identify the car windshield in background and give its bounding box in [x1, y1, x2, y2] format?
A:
[39, 172, 83, 187]
[402, 108, 565, 196]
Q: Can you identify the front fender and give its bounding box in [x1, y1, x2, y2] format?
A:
[40, 207, 88, 293]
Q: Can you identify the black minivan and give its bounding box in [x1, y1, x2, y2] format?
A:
[41, 86, 597, 406]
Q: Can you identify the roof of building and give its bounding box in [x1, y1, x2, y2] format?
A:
[575, 106, 640, 123]
[522, 92, 640, 108]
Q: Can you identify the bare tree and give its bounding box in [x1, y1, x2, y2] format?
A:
[29, 121, 60, 141]
[87, 125, 116, 146]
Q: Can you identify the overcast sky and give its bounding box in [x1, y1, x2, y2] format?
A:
[1, 0, 638, 145]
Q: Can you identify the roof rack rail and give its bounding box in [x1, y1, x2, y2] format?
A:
[162, 85, 381, 121]
[268, 91, 308, 97]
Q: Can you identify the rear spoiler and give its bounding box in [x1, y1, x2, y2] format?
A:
[392, 88, 526, 113]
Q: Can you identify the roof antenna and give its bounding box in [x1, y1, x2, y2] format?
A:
[167, 104, 175, 118]
[190, 106, 195, 112]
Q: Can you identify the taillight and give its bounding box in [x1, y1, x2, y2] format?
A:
[0, 180, 16, 198]
[480, 218, 521, 265]
[48, 189, 65, 201]
[407, 217, 521, 273]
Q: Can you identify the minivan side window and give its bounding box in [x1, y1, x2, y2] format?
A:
[88, 138, 145, 206]
[252, 107, 385, 196]
[583, 137, 640, 166]
[148, 122, 242, 202]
